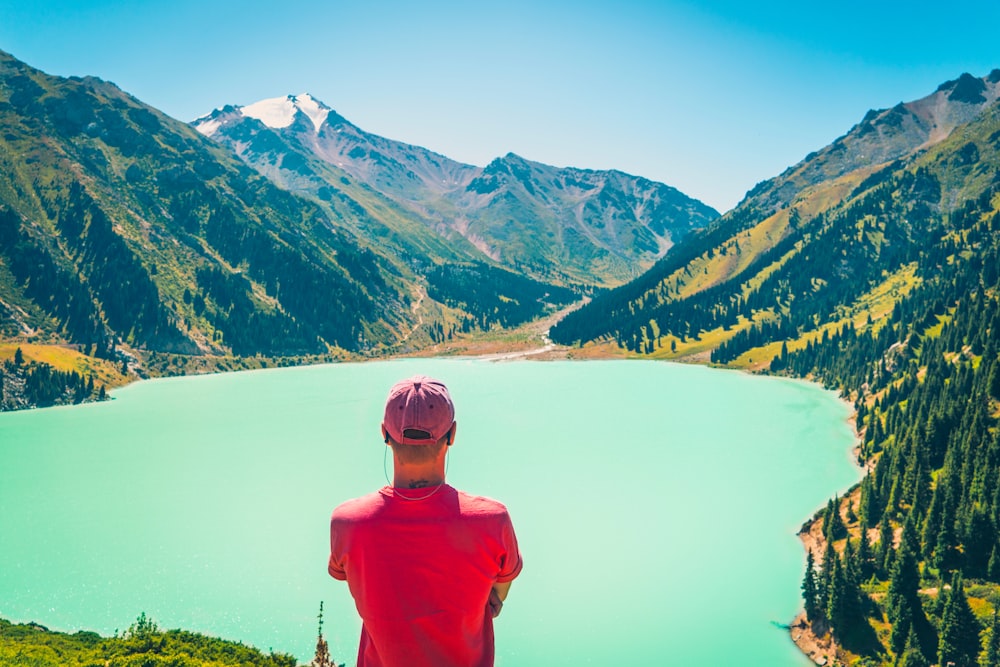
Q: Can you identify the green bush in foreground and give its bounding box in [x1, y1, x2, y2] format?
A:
[0, 613, 299, 667]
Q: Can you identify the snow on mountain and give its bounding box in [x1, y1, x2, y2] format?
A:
[233, 93, 330, 133]
[193, 116, 223, 137]
[291, 94, 331, 132]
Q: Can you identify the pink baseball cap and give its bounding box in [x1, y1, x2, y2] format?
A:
[383, 375, 456, 445]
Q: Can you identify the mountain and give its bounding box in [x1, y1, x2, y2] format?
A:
[551, 69, 1000, 665]
[0, 50, 624, 373]
[194, 95, 486, 275]
[194, 94, 719, 286]
[0, 50, 413, 360]
[457, 153, 716, 284]
[745, 69, 1000, 214]
[551, 69, 1000, 354]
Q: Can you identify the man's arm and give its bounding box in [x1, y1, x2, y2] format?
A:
[490, 509, 521, 618]
[488, 581, 512, 618]
[493, 580, 512, 601]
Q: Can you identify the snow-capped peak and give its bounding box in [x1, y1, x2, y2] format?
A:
[291, 94, 330, 132]
[240, 93, 331, 133]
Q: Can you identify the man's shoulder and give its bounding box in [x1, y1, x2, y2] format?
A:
[331, 489, 386, 522]
[454, 489, 512, 519]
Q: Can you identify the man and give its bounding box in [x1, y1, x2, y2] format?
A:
[329, 375, 523, 667]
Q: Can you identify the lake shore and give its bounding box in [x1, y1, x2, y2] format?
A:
[787, 390, 865, 667]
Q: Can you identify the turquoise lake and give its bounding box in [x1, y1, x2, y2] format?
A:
[0, 359, 859, 665]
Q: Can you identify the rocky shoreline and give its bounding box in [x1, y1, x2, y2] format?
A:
[787, 398, 866, 667]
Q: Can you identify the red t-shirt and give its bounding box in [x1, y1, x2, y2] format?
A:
[329, 484, 523, 667]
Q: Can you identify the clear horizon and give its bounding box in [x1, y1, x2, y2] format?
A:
[0, 0, 997, 212]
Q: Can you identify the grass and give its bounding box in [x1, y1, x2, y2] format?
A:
[922, 315, 950, 340]
[642, 316, 755, 362]
[0, 343, 125, 387]
[729, 339, 786, 371]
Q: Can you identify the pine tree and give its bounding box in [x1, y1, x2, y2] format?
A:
[857, 520, 874, 580]
[990, 544, 1000, 583]
[842, 538, 865, 618]
[937, 573, 982, 667]
[964, 505, 995, 578]
[899, 627, 930, 667]
[891, 601, 915, 660]
[935, 513, 961, 576]
[802, 549, 820, 623]
[900, 509, 922, 557]
[827, 538, 869, 646]
[824, 495, 847, 541]
[984, 607, 1000, 667]
[822, 498, 833, 536]
[818, 538, 837, 614]
[826, 554, 844, 630]
[878, 512, 894, 575]
[887, 532, 922, 657]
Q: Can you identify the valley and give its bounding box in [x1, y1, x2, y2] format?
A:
[4, 42, 1000, 666]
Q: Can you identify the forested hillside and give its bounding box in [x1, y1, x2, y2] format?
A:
[792, 184, 1000, 664]
[551, 70, 1000, 355]
[553, 71, 1000, 665]
[0, 50, 410, 362]
[0, 347, 104, 410]
[426, 261, 579, 334]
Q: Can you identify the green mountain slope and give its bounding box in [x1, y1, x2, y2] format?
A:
[744, 70, 1000, 215]
[0, 50, 412, 359]
[783, 107, 1000, 666]
[551, 70, 1000, 356]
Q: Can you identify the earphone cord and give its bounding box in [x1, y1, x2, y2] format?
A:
[383, 445, 449, 501]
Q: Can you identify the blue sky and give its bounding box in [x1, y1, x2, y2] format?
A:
[1, 0, 997, 212]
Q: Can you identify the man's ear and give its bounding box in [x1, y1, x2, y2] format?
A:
[382, 425, 390, 445]
[446, 421, 457, 446]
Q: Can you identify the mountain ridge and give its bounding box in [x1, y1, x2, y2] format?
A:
[740, 69, 1000, 216]
[195, 93, 719, 286]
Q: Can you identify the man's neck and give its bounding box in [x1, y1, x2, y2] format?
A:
[392, 461, 446, 489]
[395, 476, 444, 489]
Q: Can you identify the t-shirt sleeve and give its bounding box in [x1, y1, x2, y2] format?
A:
[495, 511, 523, 583]
[328, 514, 348, 581]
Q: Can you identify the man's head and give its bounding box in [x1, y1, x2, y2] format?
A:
[382, 375, 457, 451]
